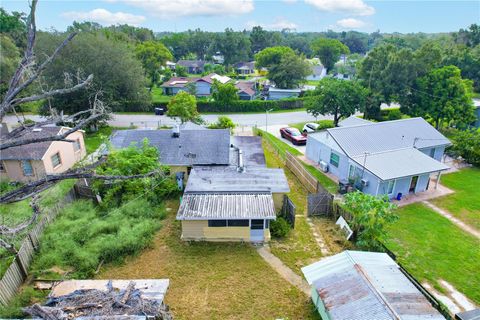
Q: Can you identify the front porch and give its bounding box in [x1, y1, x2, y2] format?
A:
[393, 177, 454, 207]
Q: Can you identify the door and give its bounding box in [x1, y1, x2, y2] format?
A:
[409, 176, 419, 193]
[250, 219, 264, 242]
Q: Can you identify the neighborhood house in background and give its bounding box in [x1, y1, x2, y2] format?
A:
[161, 73, 256, 100]
[111, 127, 290, 242]
[0, 125, 86, 182]
[305, 117, 450, 199]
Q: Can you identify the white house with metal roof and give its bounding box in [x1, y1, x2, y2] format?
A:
[302, 251, 445, 320]
[305, 118, 450, 199]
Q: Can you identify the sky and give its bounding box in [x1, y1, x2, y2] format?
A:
[1, 0, 479, 34]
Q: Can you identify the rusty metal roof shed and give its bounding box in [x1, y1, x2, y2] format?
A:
[302, 251, 445, 320]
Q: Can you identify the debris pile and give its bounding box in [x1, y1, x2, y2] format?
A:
[24, 281, 173, 319]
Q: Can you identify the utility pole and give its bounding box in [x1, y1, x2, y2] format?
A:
[265, 108, 274, 133]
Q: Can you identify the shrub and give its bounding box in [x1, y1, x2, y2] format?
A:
[387, 108, 402, 120]
[270, 217, 291, 238]
[448, 128, 480, 167]
[316, 120, 334, 130]
[208, 116, 236, 132]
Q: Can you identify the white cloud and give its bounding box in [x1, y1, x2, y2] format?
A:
[114, 0, 254, 18]
[305, 0, 375, 16]
[282, 0, 298, 4]
[62, 8, 146, 26]
[246, 17, 298, 30]
[336, 18, 366, 29]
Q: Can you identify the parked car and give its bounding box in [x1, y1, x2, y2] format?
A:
[280, 127, 307, 145]
[154, 107, 165, 115]
[302, 122, 320, 133]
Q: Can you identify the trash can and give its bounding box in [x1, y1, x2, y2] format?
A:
[396, 193, 402, 201]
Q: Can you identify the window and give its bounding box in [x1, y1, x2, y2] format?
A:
[387, 180, 395, 194]
[227, 220, 249, 227]
[330, 152, 340, 167]
[208, 220, 227, 227]
[21, 160, 33, 176]
[429, 148, 435, 158]
[51, 152, 62, 168]
[73, 139, 81, 151]
[250, 219, 264, 230]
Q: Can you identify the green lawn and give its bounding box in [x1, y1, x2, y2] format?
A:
[0, 180, 76, 278]
[84, 126, 133, 154]
[301, 162, 338, 194]
[431, 168, 480, 231]
[385, 203, 480, 304]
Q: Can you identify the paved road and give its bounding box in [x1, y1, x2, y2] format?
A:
[2, 111, 328, 128]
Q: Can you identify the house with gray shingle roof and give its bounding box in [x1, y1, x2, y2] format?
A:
[305, 118, 450, 199]
[110, 125, 290, 242]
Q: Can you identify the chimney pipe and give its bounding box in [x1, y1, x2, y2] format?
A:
[172, 124, 180, 138]
[231, 144, 245, 173]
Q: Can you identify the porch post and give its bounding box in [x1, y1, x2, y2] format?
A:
[435, 171, 442, 189]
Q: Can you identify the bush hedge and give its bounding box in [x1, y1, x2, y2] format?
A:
[197, 98, 304, 113]
[368, 107, 406, 122]
[152, 98, 304, 113]
[270, 217, 291, 238]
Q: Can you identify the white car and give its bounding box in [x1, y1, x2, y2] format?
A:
[302, 122, 320, 133]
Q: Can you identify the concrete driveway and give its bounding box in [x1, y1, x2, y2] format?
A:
[258, 124, 306, 154]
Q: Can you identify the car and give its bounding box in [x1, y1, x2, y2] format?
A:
[280, 127, 307, 145]
[302, 122, 320, 133]
[154, 107, 165, 115]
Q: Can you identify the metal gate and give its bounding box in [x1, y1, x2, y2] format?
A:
[307, 192, 334, 216]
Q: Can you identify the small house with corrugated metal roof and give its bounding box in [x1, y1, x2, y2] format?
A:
[305, 118, 450, 199]
[302, 251, 445, 320]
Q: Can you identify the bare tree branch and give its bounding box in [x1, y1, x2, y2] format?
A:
[0, 0, 93, 120]
[0, 167, 163, 204]
[9, 74, 94, 109]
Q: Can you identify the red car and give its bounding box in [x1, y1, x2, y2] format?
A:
[280, 127, 307, 145]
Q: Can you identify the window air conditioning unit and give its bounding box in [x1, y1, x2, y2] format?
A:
[319, 161, 329, 173]
[361, 178, 369, 187]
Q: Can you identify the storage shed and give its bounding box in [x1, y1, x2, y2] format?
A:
[302, 251, 445, 320]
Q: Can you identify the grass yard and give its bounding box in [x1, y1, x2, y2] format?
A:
[264, 141, 323, 274]
[301, 162, 338, 194]
[84, 126, 133, 154]
[97, 200, 320, 320]
[385, 203, 480, 304]
[431, 168, 480, 231]
[0, 180, 76, 279]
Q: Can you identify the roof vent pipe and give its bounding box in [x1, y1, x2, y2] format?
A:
[172, 124, 180, 138]
[231, 144, 245, 173]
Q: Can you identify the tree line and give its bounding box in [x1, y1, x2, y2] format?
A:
[1, 6, 479, 115]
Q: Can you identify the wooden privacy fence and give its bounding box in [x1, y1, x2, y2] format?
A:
[285, 151, 319, 194]
[0, 190, 75, 306]
[281, 195, 296, 228]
